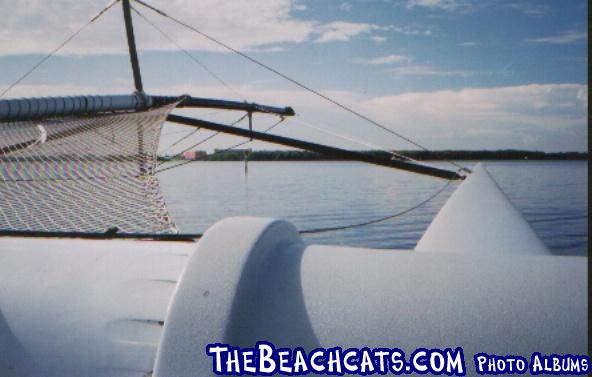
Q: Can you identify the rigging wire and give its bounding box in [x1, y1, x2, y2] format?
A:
[130, 5, 245, 101]
[160, 127, 201, 153]
[161, 109, 235, 152]
[133, 0, 468, 174]
[172, 131, 220, 158]
[156, 115, 286, 173]
[292, 116, 416, 163]
[301, 179, 453, 234]
[0, 0, 119, 98]
[161, 129, 198, 136]
[169, 113, 248, 158]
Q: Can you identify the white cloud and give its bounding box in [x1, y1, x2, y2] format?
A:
[458, 41, 479, 47]
[158, 82, 587, 152]
[315, 23, 431, 45]
[4, 80, 586, 152]
[314, 22, 378, 43]
[0, 83, 128, 98]
[389, 64, 474, 77]
[339, 2, 353, 12]
[526, 30, 587, 44]
[292, 2, 307, 11]
[370, 36, 387, 44]
[0, 0, 317, 55]
[406, 0, 463, 11]
[0, 1, 396, 54]
[505, 2, 548, 16]
[361, 83, 587, 151]
[386, 25, 432, 36]
[357, 54, 411, 65]
[244, 46, 285, 53]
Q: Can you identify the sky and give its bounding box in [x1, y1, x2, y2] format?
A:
[0, 0, 588, 153]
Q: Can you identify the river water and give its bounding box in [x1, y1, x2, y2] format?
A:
[158, 160, 587, 256]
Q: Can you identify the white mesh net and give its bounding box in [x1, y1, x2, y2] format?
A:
[0, 104, 177, 234]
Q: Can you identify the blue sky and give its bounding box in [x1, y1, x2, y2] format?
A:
[0, 0, 587, 152]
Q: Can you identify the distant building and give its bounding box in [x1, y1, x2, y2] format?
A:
[182, 150, 208, 160]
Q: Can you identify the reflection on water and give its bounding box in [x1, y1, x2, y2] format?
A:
[158, 160, 587, 256]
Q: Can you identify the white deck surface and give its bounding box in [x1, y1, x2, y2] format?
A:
[0, 237, 194, 377]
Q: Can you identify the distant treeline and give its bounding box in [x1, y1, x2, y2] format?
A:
[159, 150, 588, 162]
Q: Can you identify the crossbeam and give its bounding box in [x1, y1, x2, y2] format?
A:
[0, 94, 293, 122]
[152, 96, 294, 117]
[166, 114, 464, 180]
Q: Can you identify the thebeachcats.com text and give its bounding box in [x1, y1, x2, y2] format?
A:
[205, 342, 590, 376]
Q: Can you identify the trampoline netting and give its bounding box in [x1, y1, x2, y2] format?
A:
[0, 104, 177, 234]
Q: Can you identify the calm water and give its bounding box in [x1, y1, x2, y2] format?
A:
[158, 160, 587, 256]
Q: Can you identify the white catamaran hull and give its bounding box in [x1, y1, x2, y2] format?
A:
[0, 164, 586, 377]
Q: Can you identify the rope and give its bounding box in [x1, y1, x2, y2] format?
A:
[0, 0, 119, 98]
[156, 115, 286, 173]
[133, 0, 468, 173]
[300, 179, 453, 234]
